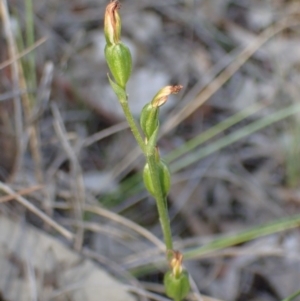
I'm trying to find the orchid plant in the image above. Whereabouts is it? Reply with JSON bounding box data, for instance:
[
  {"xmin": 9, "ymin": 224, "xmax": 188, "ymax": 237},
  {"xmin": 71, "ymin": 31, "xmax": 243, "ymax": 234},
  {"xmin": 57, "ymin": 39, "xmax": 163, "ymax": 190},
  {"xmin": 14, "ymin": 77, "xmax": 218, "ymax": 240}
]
[{"xmin": 104, "ymin": 1, "xmax": 190, "ymax": 300}]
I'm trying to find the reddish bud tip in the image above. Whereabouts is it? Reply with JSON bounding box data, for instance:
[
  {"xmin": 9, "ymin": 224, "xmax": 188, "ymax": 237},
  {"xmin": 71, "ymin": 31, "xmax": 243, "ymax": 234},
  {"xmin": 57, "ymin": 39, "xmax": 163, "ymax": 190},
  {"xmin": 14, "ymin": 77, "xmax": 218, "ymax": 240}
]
[
  {"xmin": 152, "ymin": 85, "xmax": 183, "ymax": 107},
  {"xmin": 169, "ymin": 250, "xmax": 183, "ymax": 278},
  {"xmin": 104, "ymin": 0, "xmax": 121, "ymax": 45}
]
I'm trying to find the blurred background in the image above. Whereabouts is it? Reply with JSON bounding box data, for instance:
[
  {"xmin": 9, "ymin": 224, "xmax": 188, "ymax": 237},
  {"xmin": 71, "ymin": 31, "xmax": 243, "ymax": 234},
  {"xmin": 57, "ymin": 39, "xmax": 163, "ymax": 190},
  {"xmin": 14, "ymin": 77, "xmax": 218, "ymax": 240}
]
[{"xmin": 1, "ymin": 0, "xmax": 300, "ymax": 300}]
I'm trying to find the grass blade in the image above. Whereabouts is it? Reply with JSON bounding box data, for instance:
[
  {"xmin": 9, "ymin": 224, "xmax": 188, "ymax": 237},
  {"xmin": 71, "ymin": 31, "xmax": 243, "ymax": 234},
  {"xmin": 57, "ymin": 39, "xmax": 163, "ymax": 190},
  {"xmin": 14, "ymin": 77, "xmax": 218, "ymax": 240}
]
[{"xmin": 170, "ymin": 103, "xmax": 300, "ymax": 173}]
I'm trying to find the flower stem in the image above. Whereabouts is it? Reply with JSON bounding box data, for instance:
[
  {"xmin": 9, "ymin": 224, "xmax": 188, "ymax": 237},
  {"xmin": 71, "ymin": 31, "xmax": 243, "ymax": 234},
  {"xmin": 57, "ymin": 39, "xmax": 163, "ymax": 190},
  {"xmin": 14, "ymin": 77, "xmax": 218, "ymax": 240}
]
[
  {"xmin": 119, "ymin": 96, "xmax": 173, "ymax": 253},
  {"xmin": 147, "ymin": 152, "xmax": 173, "ymax": 251},
  {"xmin": 119, "ymin": 97, "xmax": 146, "ymax": 154}
]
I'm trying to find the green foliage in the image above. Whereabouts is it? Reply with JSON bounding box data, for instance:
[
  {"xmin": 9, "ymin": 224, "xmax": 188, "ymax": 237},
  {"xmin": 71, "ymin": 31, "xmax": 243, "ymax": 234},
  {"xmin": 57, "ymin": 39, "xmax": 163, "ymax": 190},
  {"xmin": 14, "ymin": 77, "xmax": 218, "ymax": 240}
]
[{"xmin": 284, "ymin": 120, "xmax": 300, "ymax": 188}]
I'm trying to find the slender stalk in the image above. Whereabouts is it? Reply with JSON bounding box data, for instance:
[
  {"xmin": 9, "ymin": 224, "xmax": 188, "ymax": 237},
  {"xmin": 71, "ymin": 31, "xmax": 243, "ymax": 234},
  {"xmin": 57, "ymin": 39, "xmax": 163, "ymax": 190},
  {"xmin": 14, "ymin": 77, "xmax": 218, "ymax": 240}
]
[
  {"xmin": 119, "ymin": 98, "xmax": 147, "ymax": 155},
  {"xmin": 147, "ymin": 153, "xmax": 173, "ymax": 251},
  {"xmin": 119, "ymin": 97, "xmax": 173, "ymax": 252}
]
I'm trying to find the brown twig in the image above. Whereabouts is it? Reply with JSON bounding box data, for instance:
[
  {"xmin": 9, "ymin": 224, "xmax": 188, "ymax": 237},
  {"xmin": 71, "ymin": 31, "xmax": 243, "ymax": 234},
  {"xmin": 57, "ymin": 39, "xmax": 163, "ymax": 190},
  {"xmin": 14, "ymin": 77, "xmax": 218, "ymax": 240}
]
[
  {"xmin": 33, "ymin": 62, "xmax": 54, "ymax": 220},
  {"xmin": 161, "ymin": 17, "xmax": 300, "ymax": 135},
  {"xmin": 0, "ymin": 181, "xmax": 74, "ymax": 241},
  {"xmin": 0, "ymin": 185, "xmax": 43, "ymax": 203},
  {"xmin": 0, "ymin": 37, "xmax": 47, "ymax": 71},
  {"xmin": 52, "ymin": 202, "xmax": 165, "ymax": 251},
  {"xmin": 0, "ymin": 0, "xmax": 24, "ymax": 181},
  {"xmin": 51, "ymin": 103, "xmax": 85, "ymax": 251}
]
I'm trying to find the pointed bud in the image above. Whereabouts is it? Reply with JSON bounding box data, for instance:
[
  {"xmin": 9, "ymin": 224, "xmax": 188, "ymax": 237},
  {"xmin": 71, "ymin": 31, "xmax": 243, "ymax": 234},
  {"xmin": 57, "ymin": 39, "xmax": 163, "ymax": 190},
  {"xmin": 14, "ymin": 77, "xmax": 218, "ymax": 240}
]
[
  {"xmin": 140, "ymin": 85, "xmax": 183, "ymax": 139},
  {"xmin": 140, "ymin": 103, "xmax": 159, "ymax": 140},
  {"xmin": 105, "ymin": 43, "xmax": 132, "ymax": 89},
  {"xmin": 151, "ymin": 85, "xmax": 183, "ymax": 107},
  {"xmin": 169, "ymin": 251, "xmax": 183, "ymax": 278},
  {"xmin": 104, "ymin": 1, "xmax": 121, "ymax": 45},
  {"xmin": 104, "ymin": 1, "xmax": 132, "ymax": 88}
]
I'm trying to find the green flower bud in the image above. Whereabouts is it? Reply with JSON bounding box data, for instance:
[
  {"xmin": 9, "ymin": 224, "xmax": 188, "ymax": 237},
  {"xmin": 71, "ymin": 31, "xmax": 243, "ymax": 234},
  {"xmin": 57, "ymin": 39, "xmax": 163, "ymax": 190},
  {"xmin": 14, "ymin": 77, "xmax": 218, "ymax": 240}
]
[
  {"xmin": 104, "ymin": 1, "xmax": 132, "ymax": 89},
  {"xmin": 140, "ymin": 85, "xmax": 183, "ymax": 140},
  {"xmin": 164, "ymin": 270, "xmax": 190, "ymax": 301},
  {"xmin": 105, "ymin": 42, "xmax": 132, "ymax": 89},
  {"xmin": 143, "ymin": 160, "xmax": 171, "ymax": 198},
  {"xmin": 164, "ymin": 251, "xmax": 190, "ymax": 301},
  {"xmin": 140, "ymin": 103, "xmax": 159, "ymax": 140}
]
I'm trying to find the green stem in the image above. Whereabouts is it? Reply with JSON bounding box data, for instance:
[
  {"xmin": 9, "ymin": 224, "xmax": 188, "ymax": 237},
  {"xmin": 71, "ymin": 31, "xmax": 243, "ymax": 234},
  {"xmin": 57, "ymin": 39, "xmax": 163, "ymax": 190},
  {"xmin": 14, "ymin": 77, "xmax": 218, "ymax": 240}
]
[
  {"xmin": 282, "ymin": 289, "xmax": 300, "ymax": 301},
  {"xmin": 119, "ymin": 98, "xmax": 147, "ymax": 154},
  {"xmin": 119, "ymin": 96, "xmax": 173, "ymax": 253},
  {"xmin": 147, "ymin": 150, "xmax": 173, "ymax": 252}
]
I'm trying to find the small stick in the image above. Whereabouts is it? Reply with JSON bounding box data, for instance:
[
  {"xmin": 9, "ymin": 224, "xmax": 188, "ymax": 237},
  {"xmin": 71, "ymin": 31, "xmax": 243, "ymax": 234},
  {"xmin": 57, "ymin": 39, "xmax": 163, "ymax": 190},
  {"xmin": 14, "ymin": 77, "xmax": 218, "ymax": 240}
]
[
  {"xmin": 0, "ymin": 185, "xmax": 42, "ymax": 203},
  {"xmin": 0, "ymin": 181, "xmax": 74, "ymax": 241},
  {"xmin": 0, "ymin": 37, "xmax": 47, "ymax": 71},
  {"xmin": 51, "ymin": 103, "xmax": 85, "ymax": 251},
  {"xmin": 0, "ymin": 0, "xmax": 24, "ymax": 181}
]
